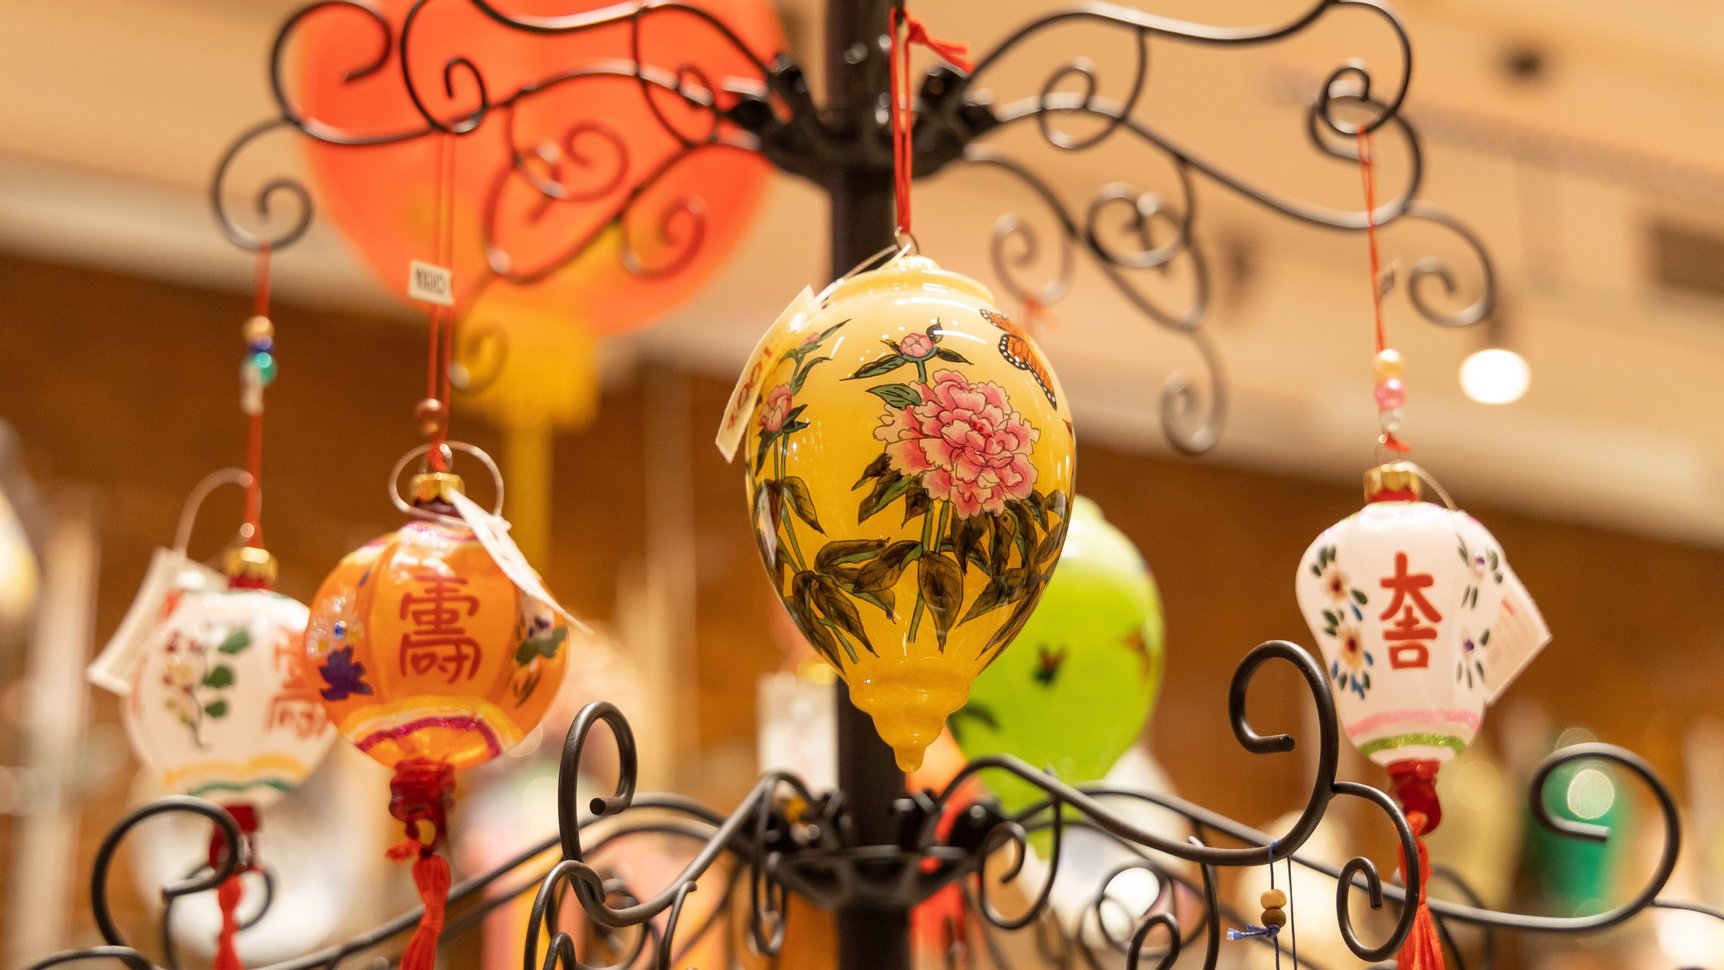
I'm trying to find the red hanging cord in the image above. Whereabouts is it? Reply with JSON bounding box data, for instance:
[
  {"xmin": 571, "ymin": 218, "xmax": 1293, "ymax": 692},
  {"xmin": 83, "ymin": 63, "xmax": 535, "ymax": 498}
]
[
  {"xmin": 1357, "ymin": 130, "xmax": 1386, "ymax": 355},
  {"xmin": 424, "ymin": 134, "xmax": 456, "ymax": 472},
  {"xmin": 1358, "ymin": 129, "xmax": 1411, "ymax": 454},
  {"xmin": 888, "ymin": 6, "xmax": 973, "ymax": 238},
  {"xmin": 243, "ymin": 244, "xmax": 270, "ymax": 548}
]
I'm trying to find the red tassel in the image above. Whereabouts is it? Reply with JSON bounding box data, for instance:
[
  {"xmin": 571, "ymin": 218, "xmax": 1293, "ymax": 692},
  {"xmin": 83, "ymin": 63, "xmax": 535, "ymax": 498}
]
[
  {"xmin": 212, "ymin": 875, "xmax": 245, "ymax": 970},
  {"xmin": 387, "ymin": 760, "xmax": 455, "ymax": 970},
  {"xmin": 1395, "ymin": 813, "xmax": 1445, "ymax": 970},
  {"xmin": 391, "ymin": 848, "xmax": 451, "ymax": 970},
  {"xmin": 208, "ymin": 804, "xmax": 258, "ymax": 970}
]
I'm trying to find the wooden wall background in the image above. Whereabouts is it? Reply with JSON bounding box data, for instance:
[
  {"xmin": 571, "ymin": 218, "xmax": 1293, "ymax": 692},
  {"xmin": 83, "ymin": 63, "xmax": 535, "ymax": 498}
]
[{"xmin": 1, "ymin": 250, "xmax": 1719, "ymax": 963}]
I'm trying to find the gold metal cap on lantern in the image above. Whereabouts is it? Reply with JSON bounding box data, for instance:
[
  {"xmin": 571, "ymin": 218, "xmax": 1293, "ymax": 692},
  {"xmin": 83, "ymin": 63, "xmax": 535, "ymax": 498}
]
[
  {"xmin": 224, "ymin": 545, "xmax": 279, "ymax": 587},
  {"xmin": 410, "ymin": 471, "xmax": 466, "ymax": 507},
  {"xmin": 1364, "ymin": 462, "xmax": 1423, "ymax": 502}
]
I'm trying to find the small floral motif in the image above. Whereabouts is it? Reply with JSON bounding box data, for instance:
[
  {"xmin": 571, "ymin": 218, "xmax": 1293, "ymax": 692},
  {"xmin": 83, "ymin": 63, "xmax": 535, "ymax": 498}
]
[
  {"xmin": 317, "ymin": 646, "xmax": 375, "ymax": 702},
  {"xmin": 160, "ymin": 627, "xmax": 250, "ymax": 746},
  {"xmin": 1310, "ymin": 545, "xmax": 1373, "ymax": 698},
  {"xmin": 1456, "ymin": 537, "xmax": 1504, "ymax": 608},
  {"xmin": 759, "ymin": 384, "xmax": 794, "ymax": 434},
  {"xmin": 511, "ymin": 610, "xmax": 567, "ymax": 705},
  {"xmin": 1455, "ymin": 627, "xmax": 1489, "ymax": 688},
  {"xmin": 872, "ymin": 370, "xmax": 1040, "ymax": 519},
  {"xmin": 1328, "ymin": 623, "xmax": 1374, "ymax": 698},
  {"xmin": 897, "ymin": 331, "xmax": 936, "ymax": 360}
]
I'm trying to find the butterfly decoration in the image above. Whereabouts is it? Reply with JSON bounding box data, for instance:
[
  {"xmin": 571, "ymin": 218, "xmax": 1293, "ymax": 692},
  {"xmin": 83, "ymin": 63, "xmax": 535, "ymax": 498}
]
[{"xmin": 979, "ymin": 309, "xmax": 1058, "ymax": 407}]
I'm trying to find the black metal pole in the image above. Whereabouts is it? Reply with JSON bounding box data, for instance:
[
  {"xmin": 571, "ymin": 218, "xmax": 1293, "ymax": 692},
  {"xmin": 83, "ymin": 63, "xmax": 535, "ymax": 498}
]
[{"xmin": 826, "ymin": 3, "xmax": 911, "ymax": 969}]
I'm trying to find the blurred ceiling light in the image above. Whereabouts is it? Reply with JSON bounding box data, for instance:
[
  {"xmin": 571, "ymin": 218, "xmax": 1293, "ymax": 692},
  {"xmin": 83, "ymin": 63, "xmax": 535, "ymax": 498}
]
[{"xmin": 1460, "ymin": 317, "xmax": 1531, "ymax": 405}]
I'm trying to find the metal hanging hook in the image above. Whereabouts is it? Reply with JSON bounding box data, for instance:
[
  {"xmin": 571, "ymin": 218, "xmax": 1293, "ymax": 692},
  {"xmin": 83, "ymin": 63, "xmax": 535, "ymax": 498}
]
[{"xmin": 174, "ymin": 468, "xmax": 254, "ymax": 558}]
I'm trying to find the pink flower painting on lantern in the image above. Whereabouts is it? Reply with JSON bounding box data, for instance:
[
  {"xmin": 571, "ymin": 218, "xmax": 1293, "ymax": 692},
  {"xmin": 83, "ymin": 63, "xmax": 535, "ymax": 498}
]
[
  {"xmin": 897, "ymin": 331, "xmax": 936, "ymax": 360},
  {"xmin": 746, "ymin": 310, "xmax": 1071, "ymax": 660},
  {"xmin": 873, "ymin": 371, "xmax": 1040, "ymax": 518},
  {"xmin": 759, "ymin": 384, "xmax": 794, "ymax": 434}
]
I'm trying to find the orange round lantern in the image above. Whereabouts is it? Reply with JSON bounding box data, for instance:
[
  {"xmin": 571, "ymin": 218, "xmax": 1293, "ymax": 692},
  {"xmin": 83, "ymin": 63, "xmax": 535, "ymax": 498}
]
[
  {"xmin": 293, "ymin": 0, "xmax": 783, "ymax": 328},
  {"xmin": 303, "ymin": 464, "xmax": 572, "ymax": 970}
]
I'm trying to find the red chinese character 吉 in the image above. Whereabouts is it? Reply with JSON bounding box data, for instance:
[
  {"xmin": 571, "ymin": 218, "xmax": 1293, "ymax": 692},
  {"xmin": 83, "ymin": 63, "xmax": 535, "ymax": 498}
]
[
  {"xmin": 1379, "ymin": 552, "xmax": 1440, "ymax": 670},
  {"xmin": 398, "ymin": 573, "xmax": 483, "ymax": 683}
]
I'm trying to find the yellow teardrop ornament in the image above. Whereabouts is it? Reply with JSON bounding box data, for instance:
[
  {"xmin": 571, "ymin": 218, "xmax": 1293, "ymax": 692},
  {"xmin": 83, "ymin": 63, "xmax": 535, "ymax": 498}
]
[{"xmin": 743, "ymin": 255, "xmax": 1077, "ymax": 771}]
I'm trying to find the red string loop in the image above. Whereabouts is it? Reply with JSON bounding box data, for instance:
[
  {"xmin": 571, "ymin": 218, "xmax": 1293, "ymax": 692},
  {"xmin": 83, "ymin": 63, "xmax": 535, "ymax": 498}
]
[{"xmin": 888, "ymin": 7, "xmax": 973, "ymax": 237}]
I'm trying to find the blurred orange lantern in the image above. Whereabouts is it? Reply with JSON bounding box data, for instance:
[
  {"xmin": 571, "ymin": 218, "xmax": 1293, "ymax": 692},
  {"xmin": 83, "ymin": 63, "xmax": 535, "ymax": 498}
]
[{"xmin": 294, "ymin": 0, "xmax": 782, "ymax": 327}]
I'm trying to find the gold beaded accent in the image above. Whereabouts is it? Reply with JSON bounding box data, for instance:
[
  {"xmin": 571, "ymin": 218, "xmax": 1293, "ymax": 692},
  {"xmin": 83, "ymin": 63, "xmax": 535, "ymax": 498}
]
[
  {"xmin": 411, "ymin": 471, "xmax": 465, "ymax": 507},
  {"xmin": 224, "ymin": 546, "xmax": 278, "ymax": 586},
  {"xmin": 1364, "ymin": 461, "xmax": 1422, "ymax": 501}
]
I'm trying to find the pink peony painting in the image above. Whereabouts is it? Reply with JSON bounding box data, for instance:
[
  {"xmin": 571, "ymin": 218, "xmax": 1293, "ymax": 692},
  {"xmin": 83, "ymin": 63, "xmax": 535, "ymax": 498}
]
[{"xmin": 873, "ymin": 370, "xmax": 1040, "ymax": 518}]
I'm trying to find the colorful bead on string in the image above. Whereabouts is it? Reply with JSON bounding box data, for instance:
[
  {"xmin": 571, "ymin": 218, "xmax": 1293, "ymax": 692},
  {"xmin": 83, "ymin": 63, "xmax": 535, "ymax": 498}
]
[
  {"xmin": 1358, "ymin": 131, "xmax": 1411, "ymax": 454},
  {"xmin": 1227, "ymin": 843, "xmax": 1300, "ymax": 968}
]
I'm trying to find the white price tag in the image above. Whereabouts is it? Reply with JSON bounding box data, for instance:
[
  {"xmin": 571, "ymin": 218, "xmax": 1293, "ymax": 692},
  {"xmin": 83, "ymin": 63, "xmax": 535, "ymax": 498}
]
[
  {"xmin": 1483, "ymin": 566, "xmax": 1550, "ymax": 704},
  {"xmin": 407, "ymin": 260, "xmax": 455, "ymax": 307},
  {"xmin": 86, "ymin": 548, "xmax": 222, "ymax": 695},
  {"xmin": 446, "ymin": 489, "xmax": 591, "ymax": 634},
  {"xmin": 715, "ymin": 286, "xmax": 816, "ymax": 462}
]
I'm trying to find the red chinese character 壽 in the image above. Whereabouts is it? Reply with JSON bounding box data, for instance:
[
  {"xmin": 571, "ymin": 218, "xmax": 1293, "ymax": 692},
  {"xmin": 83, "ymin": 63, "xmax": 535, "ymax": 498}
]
[{"xmin": 398, "ymin": 573, "xmax": 483, "ymax": 682}]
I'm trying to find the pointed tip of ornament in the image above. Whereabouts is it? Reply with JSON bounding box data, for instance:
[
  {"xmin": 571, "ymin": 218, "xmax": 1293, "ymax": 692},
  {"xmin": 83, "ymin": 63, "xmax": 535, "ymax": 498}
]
[{"xmin": 894, "ymin": 747, "xmax": 926, "ymax": 773}]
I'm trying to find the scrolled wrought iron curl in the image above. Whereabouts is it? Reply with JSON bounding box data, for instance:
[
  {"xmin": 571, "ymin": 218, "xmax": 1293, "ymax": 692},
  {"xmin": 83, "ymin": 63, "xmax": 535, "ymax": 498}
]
[
  {"xmin": 962, "ymin": 147, "xmax": 1224, "ymax": 454},
  {"xmin": 958, "ymin": 0, "xmax": 1412, "ymax": 139},
  {"xmin": 527, "ymin": 700, "xmax": 816, "ymax": 970},
  {"xmin": 916, "ymin": 641, "xmax": 1421, "ymax": 964},
  {"xmin": 1424, "ymin": 743, "xmax": 1686, "ymax": 934},
  {"xmin": 18, "ymin": 797, "xmax": 249, "ymax": 970},
  {"xmin": 923, "ymin": 642, "xmax": 1350, "ymax": 869},
  {"xmin": 209, "ymin": 121, "xmax": 318, "ymax": 253},
  {"xmin": 968, "ymin": 793, "xmax": 1067, "ymax": 933},
  {"xmin": 400, "ymin": 0, "xmax": 493, "ymax": 134}
]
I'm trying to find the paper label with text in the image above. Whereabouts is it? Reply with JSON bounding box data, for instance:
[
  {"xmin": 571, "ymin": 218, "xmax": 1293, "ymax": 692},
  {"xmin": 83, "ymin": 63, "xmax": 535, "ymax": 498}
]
[
  {"xmin": 407, "ymin": 260, "xmax": 455, "ymax": 306},
  {"xmin": 86, "ymin": 548, "xmax": 222, "ymax": 695},
  {"xmin": 447, "ymin": 489, "xmax": 591, "ymax": 634},
  {"xmin": 1483, "ymin": 566, "xmax": 1551, "ymax": 704}
]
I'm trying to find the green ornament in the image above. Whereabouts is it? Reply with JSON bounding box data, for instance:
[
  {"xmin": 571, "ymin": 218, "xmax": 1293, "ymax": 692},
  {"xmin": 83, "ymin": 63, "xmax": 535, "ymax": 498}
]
[{"xmin": 950, "ymin": 496, "xmax": 1165, "ymax": 820}]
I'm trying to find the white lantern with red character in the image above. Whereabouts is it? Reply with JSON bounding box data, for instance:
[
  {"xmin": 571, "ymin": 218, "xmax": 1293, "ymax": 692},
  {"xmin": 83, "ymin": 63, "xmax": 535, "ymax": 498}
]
[{"xmin": 1295, "ymin": 463, "xmax": 1548, "ymax": 829}]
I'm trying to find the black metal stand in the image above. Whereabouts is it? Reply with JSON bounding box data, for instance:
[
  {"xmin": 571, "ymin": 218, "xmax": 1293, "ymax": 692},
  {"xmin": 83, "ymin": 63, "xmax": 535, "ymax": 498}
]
[
  {"xmin": 825, "ymin": 5, "xmax": 912, "ymax": 963},
  {"xmin": 25, "ymin": 644, "xmax": 1724, "ymax": 970}
]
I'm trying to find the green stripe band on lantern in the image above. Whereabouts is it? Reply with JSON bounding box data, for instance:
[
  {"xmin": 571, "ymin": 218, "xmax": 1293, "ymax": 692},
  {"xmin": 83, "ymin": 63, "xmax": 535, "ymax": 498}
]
[
  {"xmin": 187, "ymin": 778, "xmax": 297, "ymax": 798},
  {"xmin": 1357, "ymin": 733, "xmax": 1467, "ymax": 758}
]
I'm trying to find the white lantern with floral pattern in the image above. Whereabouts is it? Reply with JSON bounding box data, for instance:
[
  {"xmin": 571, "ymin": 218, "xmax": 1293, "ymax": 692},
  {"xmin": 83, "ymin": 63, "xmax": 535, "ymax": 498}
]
[{"xmin": 1295, "ymin": 463, "xmax": 1548, "ymax": 827}]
